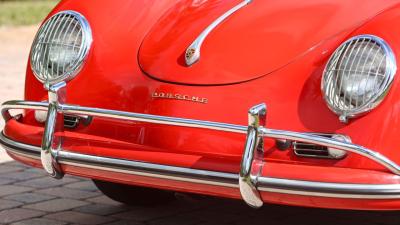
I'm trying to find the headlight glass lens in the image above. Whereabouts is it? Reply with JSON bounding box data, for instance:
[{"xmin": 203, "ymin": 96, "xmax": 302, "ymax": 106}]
[
  {"xmin": 322, "ymin": 35, "xmax": 396, "ymax": 122},
  {"xmin": 30, "ymin": 11, "xmax": 92, "ymax": 84}
]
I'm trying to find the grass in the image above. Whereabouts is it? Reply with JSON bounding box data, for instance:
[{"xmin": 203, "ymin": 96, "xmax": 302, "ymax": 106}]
[{"xmin": 0, "ymin": 0, "xmax": 59, "ymax": 26}]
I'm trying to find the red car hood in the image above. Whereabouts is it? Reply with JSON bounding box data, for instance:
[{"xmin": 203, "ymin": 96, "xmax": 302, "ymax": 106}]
[{"xmin": 139, "ymin": 0, "xmax": 397, "ymax": 85}]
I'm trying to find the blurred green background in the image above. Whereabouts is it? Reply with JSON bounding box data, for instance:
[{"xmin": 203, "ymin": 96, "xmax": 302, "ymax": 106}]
[{"xmin": 0, "ymin": 0, "xmax": 58, "ymax": 26}]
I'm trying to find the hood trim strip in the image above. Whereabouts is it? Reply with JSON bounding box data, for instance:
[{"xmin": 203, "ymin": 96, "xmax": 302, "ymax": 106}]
[{"xmin": 185, "ymin": 0, "xmax": 252, "ymax": 66}]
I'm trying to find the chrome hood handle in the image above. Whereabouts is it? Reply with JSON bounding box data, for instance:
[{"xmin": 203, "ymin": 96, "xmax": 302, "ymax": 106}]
[{"xmin": 185, "ymin": 0, "xmax": 252, "ymax": 66}]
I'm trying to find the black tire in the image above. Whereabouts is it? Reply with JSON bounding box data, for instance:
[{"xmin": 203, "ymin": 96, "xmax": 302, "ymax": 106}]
[{"xmin": 93, "ymin": 180, "xmax": 176, "ymax": 206}]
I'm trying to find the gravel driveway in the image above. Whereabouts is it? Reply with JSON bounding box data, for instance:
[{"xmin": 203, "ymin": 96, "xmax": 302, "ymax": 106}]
[{"xmin": 0, "ymin": 25, "xmax": 400, "ymax": 225}]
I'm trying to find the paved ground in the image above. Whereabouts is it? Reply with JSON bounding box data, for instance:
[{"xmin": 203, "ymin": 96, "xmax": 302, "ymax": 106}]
[
  {"xmin": 1, "ymin": 25, "xmax": 400, "ymax": 225},
  {"xmin": 0, "ymin": 25, "xmax": 36, "ymax": 163},
  {"xmin": 0, "ymin": 162, "xmax": 400, "ymax": 225}
]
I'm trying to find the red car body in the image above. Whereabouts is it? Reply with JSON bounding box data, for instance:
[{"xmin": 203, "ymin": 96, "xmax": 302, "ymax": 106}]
[{"xmin": 2, "ymin": 0, "xmax": 400, "ymax": 210}]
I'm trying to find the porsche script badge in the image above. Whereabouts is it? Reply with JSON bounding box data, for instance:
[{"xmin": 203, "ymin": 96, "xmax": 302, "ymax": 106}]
[{"xmin": 152, "ymin": 92, "xmax": 208, "ymax": 104}]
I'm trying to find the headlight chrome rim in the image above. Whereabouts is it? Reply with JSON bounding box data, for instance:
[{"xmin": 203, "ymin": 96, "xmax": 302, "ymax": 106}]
[
  {"xmin": 321, "ymin": 34, "xmax": 397, "ymax": 122},
  {"xmin": 30, "ymin": 10, "xmax": 92, "ymax": 85}
]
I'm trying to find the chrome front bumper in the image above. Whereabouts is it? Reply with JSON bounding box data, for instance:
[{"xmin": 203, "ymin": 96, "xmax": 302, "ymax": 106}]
[{"xmin": 2, "ymin": 83, "xmax": 400, "ymax": 208}]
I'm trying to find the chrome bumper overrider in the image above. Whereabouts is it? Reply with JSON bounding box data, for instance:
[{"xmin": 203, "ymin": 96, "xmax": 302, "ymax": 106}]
[{"xmin": 2, "ymin": 82, "xmax": 400, "ymax": 208}]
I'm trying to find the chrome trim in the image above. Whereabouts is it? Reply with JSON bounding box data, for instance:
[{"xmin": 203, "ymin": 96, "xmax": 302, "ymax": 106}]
[
  {"xmin": 41, "ymin": 100, "xmax": 61, "ymax": 177},
  {"xmin": 321, "ymin": 35, "xmax": 397, "ymax": 122},
  {"xmin": 185, "ymin": 0, "xmax": 251, "ymax": 66},
  {"xmin": 4, "ymin": 100, "xmax": 400, "ymax": 207},
  {"xmin": 60, "ymin": 104, "xmax": 248, "ymax": 134},
  {"xmin": 40, "ymin": 82, "xmax": 65, "ymax": 178},
  {"xmin": 0, "ymin": 132, "xmax": 238, "ymax": 188},
  {"xmin": 3, "ymin": 132, "xmax": 400, "ymax": 200},
  {"xmin": 239, "ymin": 103, "xmax": 265, "ymax": 208},
  {"xmin": 30, "ymin": 10, "xmax": 92, "ymax": 85},
  {"xmin": 257, "ymin": 177, "xmax": 400, "ymax": 199},
  {"xmin": 1, "ymin": 100, "xmax": 247, "ymax": 134},
  {"xmin": 1, "ymin": 101, "xmax": 48, "ymax": 122},
  {"xmin": 0, "ymin": 132, "xmax": 42, "ymax": 159},
  {"xmin": 2, "ymin": 100, "xmax": 400, "ymax": 176},
  {"xmin": 261, "ymin": 128, "xmax": 400, "ymax": 176},
  {"xmin": 58, "ymin": 150, "xmax": 238, "ymax": 188}
]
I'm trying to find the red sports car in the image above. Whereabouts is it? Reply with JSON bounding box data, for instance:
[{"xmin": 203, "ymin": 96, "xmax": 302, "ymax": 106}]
[{"xmin": 2, "ymin": 0, "xmax": 400, "ymax": 210}]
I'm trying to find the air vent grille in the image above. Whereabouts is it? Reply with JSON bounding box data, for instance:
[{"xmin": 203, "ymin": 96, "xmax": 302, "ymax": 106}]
[
  {"xmin": 293, "ymin": 134, "xmax": 348, "ymax": 159},
  {"xmin": 64, "ymin": 115, "xmax": 80, "ymax": 128}
]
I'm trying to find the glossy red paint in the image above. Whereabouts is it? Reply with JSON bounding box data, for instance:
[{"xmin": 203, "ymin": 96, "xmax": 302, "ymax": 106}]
[
  {"xmin": 4, "ymin": 0, "xmax": 400, "ymax": 210},
  {"xmin": 139, "ymin": 0, "xmax": 399, "ymax": 85}
]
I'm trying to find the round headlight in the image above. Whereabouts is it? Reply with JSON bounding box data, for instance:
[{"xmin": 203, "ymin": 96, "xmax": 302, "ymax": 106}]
[
  {"xmin": 322, "ymin": 35, "xmax": 397, "ymax": 122},
  {"xmin": 30, "ymin": 11, "xmax": 92, "ymax": 84}
]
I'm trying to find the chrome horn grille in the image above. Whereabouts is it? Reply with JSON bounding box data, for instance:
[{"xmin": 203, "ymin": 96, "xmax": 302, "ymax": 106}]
[
  {"xmin": 30, "ymin": 11, "xmax": 92, "ymax": 84},
  {"xmin": 322, "ymin": 35, "xmax": 396, "ymax": 122}
]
